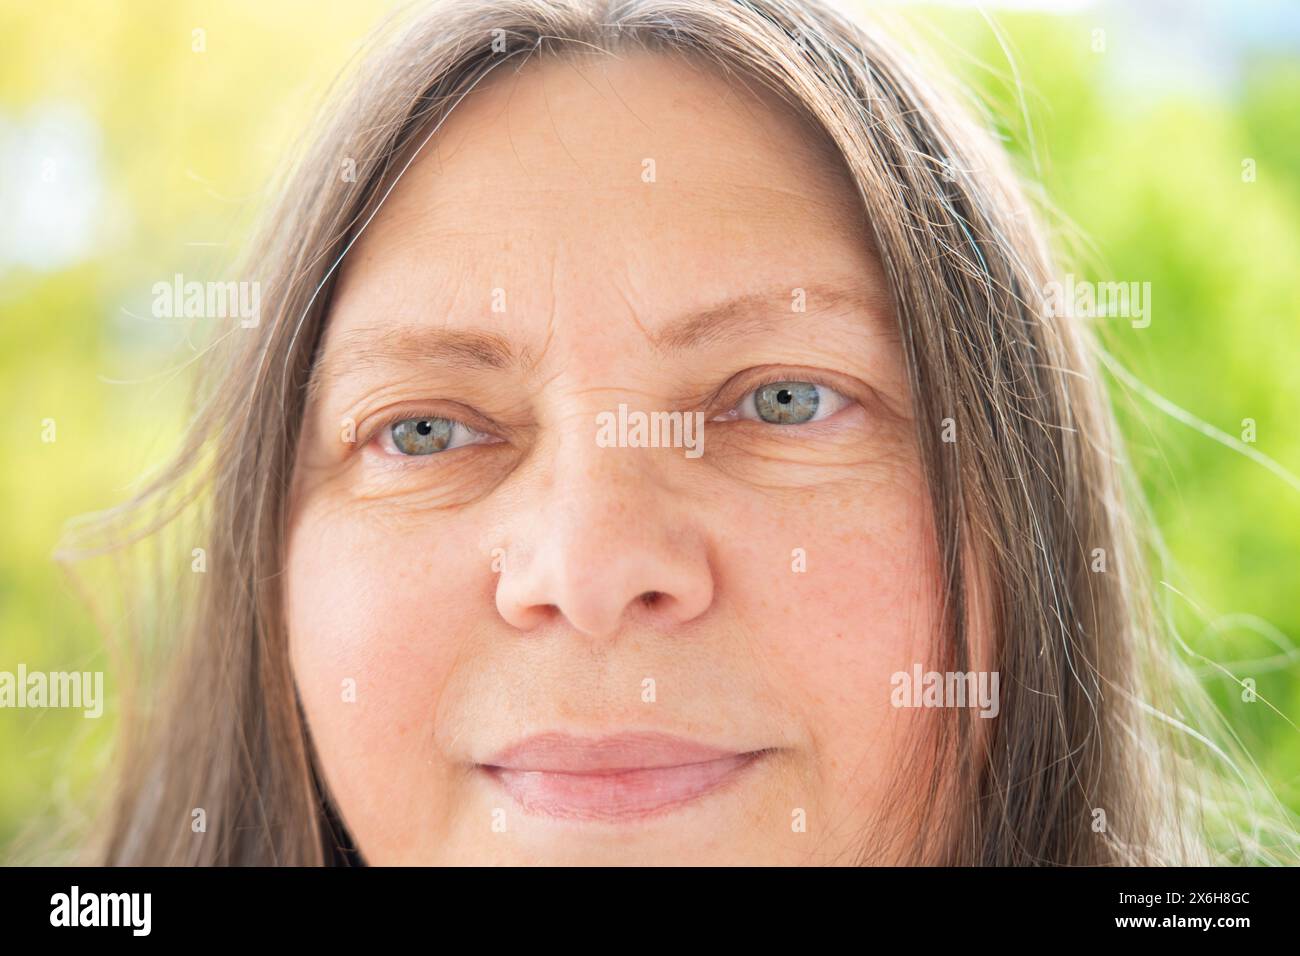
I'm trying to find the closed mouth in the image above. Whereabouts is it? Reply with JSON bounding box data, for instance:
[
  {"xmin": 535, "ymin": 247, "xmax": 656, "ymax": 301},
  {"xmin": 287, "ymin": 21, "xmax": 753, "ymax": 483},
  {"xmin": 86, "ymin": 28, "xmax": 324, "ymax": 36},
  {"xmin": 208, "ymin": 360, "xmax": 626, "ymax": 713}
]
[{"xmin": 478, "ymin": 732, "xmax": 769, "ymax": 823}]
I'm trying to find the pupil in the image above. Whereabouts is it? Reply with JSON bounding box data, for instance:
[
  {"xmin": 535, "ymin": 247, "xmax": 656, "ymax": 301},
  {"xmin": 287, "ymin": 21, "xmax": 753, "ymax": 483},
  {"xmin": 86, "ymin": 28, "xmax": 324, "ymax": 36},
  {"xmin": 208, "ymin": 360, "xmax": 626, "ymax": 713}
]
[
  {"xmin": 777, "ymin": 389, "xmax": 792, "ymax": 404},
  {"xmin": 416, "ymin": 420, "xmax": 432, "ymax": 435}
]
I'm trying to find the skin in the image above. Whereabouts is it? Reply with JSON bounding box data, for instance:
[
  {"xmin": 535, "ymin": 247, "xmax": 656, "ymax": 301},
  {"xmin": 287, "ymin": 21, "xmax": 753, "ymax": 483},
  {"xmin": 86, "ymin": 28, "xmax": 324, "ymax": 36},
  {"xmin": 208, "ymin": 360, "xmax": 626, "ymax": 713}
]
[{"xmin": 286, "ymin": 52, "xmax": 945, "ymax": 865}]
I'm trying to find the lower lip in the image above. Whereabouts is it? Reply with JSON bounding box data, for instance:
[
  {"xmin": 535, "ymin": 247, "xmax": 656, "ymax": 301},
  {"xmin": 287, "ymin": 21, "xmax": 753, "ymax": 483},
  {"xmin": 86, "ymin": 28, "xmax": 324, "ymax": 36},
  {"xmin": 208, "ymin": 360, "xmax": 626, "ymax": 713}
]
[{"xmin": 483, "ymin": 752, "xmax": 763, "ymax": 823}]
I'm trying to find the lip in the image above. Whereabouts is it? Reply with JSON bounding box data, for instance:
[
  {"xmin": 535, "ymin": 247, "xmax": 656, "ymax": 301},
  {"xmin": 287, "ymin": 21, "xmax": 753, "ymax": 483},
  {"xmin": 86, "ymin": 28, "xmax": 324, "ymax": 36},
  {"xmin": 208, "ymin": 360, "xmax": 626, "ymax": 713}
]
[{"xmin": 479, "ymin": 732, "xmax": 766, "ymax": 822}]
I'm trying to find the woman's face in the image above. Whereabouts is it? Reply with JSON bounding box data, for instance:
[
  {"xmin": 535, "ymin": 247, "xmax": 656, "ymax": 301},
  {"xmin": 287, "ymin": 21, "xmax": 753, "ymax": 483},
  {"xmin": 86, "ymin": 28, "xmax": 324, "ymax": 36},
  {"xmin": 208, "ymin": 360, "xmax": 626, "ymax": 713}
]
[{"xmin": 286, "ymin": 53, "xmax": 942, "ymax": 865}]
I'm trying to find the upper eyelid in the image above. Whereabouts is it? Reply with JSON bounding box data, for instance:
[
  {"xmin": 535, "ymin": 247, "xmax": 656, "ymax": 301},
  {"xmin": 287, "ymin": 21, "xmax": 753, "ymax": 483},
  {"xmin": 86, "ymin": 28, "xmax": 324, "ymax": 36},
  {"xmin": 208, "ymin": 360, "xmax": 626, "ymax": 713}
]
[
  {"xmin": 713, "ymin": 366, "xmax": 862, "ymax": 412},
  {"xmin": 358, "ymin": 405, "xmax": 494, "ymax": 449}
]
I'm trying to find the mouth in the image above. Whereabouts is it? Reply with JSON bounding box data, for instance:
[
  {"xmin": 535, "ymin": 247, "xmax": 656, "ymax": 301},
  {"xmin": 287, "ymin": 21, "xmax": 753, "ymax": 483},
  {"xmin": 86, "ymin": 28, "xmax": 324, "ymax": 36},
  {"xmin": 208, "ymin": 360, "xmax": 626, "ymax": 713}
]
[{"xmin": 478, "ymin": 732, "xmax": 769, "ymax": 823}]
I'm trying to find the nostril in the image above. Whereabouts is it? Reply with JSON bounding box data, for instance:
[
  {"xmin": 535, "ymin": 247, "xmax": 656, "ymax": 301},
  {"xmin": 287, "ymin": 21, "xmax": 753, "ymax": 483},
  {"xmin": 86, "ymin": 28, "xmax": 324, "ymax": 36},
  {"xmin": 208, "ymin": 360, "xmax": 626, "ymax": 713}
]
[{"xmin": 639, "ymin": 591, "xmax": 663, "ymax": 608}]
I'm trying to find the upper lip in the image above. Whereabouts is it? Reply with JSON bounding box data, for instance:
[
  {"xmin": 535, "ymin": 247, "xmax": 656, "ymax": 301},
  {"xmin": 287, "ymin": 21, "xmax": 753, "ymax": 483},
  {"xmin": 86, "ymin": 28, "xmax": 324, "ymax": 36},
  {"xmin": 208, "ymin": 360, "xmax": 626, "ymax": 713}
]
[{"xmin": 481, "ymin": 732, "xmax": 750, "ymax": 774}]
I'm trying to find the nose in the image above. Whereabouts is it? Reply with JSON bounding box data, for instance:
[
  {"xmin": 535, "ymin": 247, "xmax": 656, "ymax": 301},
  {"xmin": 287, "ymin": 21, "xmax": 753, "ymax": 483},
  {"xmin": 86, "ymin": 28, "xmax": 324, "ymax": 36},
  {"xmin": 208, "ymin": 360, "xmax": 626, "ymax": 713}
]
[{"xmin": 494, "ymin": 429, "xmax": 714, "ymax": 641}]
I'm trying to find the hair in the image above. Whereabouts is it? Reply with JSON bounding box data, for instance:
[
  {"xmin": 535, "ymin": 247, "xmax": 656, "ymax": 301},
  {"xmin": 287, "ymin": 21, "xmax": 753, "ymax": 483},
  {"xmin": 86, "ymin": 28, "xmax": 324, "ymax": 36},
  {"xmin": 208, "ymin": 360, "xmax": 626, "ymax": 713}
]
[{"xmin": 55, "ymin": 0, "xmax": 1295, "ymax": 865}]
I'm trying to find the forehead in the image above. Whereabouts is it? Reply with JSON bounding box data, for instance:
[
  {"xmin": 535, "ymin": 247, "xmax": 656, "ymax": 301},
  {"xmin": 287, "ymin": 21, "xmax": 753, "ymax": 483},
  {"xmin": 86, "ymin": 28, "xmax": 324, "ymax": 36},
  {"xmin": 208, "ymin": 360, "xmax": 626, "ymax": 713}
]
[{"xmin": 325, "ymin": 51, "xmax": 880, "ymax": 354}]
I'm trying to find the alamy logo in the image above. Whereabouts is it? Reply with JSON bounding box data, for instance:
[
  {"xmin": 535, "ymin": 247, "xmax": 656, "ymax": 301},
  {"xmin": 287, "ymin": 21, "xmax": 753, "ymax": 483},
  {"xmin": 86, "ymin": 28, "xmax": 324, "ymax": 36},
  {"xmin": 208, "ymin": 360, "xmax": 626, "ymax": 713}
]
[
  {"xmin": 50, "ymin": 886, "xmax": 151, "ymax": 936},
  {"xmin": 595, "ymin": 404, "xmax": 705, "ymax": 459},
  {"xmin": 890, "ymin": 664, "xmax": 1000, "ymax": 718},
  {"xmin": 1042, "ymin": 273, "xmax": 1151, "ymax": 328},
  {"xmin": 0, "ymin": 665, "xmax": 103, "ymax": 718},
  {"xmin": 151, "ymin": 273, "xmax": 261, "ymax": 327}
]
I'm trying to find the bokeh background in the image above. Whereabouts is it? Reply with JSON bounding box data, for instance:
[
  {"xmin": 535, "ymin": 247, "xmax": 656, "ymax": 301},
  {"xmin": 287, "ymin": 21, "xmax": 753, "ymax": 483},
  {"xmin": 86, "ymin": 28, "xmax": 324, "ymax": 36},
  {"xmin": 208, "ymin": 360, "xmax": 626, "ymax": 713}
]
[{"xmin": 2, "ymin": 0, "xmax": 1298, "ymax": 857}]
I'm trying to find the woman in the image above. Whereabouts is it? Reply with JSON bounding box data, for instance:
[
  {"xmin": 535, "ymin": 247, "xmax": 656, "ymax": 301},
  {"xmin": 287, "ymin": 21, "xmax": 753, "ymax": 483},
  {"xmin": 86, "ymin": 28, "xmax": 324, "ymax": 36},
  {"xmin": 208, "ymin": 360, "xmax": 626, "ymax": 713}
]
[{"xmin": 78, "ymin": 0, "xmax": 1292, "ymax": 865}]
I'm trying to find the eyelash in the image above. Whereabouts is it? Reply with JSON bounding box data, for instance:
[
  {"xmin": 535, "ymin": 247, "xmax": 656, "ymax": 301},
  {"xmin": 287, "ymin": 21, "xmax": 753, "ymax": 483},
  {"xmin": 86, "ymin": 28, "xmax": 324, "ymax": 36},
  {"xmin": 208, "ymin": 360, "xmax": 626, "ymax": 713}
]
[
  {"xmin": 361, "ymin": 370, "xmax": 859, "ymax": 460},
  {"xmin": 362, "ymin": 406, "xmax": 500, "ymax": 460},
  {"xmin": 714, "ymin": 373, "xmax": 855, "ymax": 425}
]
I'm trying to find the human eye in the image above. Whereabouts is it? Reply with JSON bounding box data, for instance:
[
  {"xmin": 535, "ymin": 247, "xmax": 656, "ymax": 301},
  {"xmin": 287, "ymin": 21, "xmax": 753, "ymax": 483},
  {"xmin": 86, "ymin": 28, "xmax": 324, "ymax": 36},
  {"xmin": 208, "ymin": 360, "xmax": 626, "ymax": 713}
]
[
  {"xmin": 376, "ymin": 414, "xmax": 499, "ymax": 457},
  {"xmin": 714, "ymin": 379, "xmax": 854, "ymax": 425}
]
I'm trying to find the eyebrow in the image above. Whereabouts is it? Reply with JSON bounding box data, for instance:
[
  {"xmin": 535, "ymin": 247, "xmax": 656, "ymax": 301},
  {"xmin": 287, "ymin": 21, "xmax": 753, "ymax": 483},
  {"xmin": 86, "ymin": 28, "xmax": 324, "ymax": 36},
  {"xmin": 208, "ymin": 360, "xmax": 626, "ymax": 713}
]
[
  {"xmin": 311, "ymin": 281, "xmax": 890, "ymax": 394},
  {"xmin": 310, "ymin": 326, "xmax": 516, "ymax": 399},
  {"xmin": 649, "ymin": 282, "xmax": 890, "ymax": 354}
]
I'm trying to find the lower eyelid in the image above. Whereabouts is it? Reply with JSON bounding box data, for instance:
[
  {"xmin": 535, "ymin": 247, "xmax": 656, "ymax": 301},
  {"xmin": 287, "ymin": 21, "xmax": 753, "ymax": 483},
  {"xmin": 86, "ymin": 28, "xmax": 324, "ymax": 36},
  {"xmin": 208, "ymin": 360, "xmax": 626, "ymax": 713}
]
[
  {"xmin": 789, "ymin": 400, "xmax": 865, "ymax": 431},
  {"xmin": 722, "ymin": 406, "xmax": 863, "ymax": 446}
]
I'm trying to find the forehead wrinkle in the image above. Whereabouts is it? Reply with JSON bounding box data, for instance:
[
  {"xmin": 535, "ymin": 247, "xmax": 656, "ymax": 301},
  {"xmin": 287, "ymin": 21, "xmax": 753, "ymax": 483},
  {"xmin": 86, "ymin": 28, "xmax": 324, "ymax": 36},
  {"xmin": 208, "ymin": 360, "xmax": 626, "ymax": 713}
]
[
  {"xmin": 707, "ymin": 182, "xmax": 864, "ymax": 243},
  {"xmin": 608, "ymin": 279, "xmax": 654, "ymax": 348}
]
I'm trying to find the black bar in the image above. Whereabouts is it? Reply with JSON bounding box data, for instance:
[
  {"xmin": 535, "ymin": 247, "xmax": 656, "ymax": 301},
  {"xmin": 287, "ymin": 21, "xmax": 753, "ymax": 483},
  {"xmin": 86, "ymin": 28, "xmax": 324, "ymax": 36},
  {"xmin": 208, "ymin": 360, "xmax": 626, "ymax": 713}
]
[{"xmin": 0, "ymin": 865, "xmax": 1286, "ymax": 942}]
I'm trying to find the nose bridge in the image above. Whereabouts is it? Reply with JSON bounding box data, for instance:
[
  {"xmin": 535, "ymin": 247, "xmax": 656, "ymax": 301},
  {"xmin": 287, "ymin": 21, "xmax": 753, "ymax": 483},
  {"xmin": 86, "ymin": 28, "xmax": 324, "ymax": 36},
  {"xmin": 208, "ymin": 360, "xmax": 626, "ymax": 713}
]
[
  {"xmin": 543, "ymin": 381, "xmax": 677, "ymax": 557},
  {"xmin": 494, "ymin": 401, "xmax": 713, "ymax": 639},
  {"xmin": 552, "ymin": 423, "xmax": 660, "ymax": 563}
]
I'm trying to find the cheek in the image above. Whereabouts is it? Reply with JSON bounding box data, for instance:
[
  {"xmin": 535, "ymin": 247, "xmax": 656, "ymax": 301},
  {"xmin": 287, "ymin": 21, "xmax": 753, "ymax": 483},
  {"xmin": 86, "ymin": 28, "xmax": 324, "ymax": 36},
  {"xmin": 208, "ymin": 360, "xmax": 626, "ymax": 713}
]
[
  {"xmin": 285, "ymin": 497, "xmax": 487, "ymax": 856},
  {"xmin": 716, "ymin": 471, "xmax": 941, "ymax": 839}
]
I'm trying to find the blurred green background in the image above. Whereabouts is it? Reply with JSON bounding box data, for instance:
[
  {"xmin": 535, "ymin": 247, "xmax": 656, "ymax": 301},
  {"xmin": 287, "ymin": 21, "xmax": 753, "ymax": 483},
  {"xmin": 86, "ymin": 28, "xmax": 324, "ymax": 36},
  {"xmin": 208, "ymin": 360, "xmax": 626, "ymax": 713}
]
[{"xmin": 1, "ymin": 0, "xmax": 1297, "ymax": 857}]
